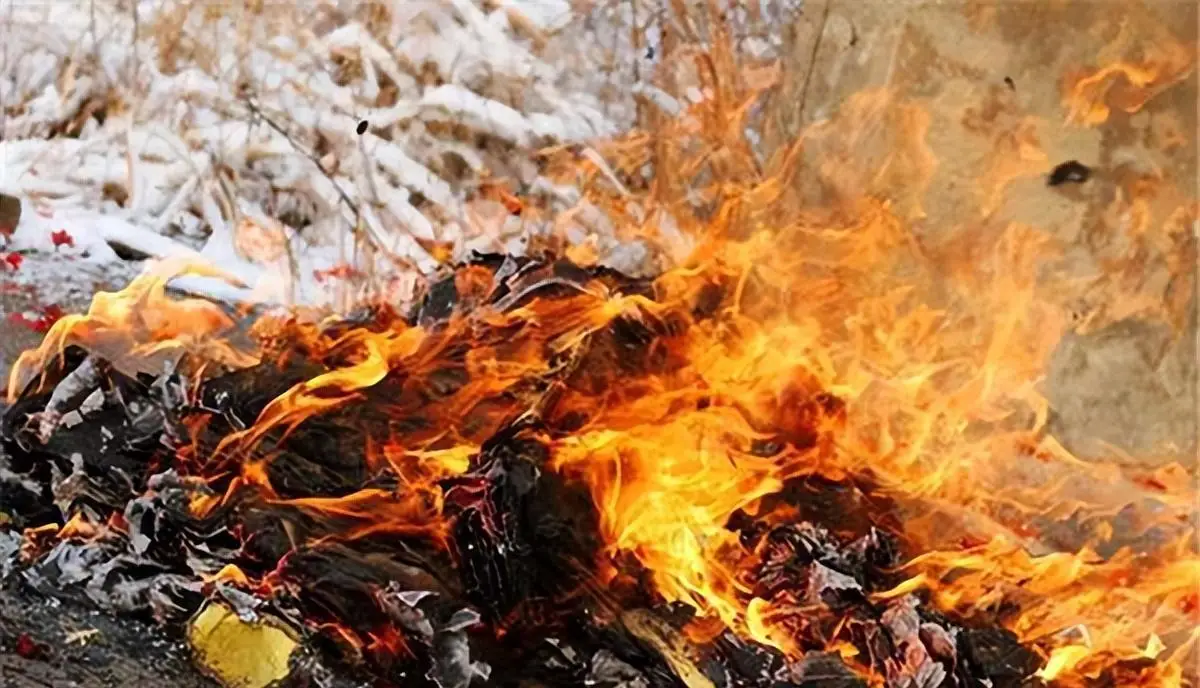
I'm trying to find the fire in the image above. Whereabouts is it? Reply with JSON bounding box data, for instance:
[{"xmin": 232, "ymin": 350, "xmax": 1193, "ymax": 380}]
[
  {"xmin": 881, "ymin": 534, "xmax": 1199, "ymax": 684},
  {"xmin": 5, "ymin": 9, "xmax": 1198, "ymax": 688},
  {"xmin": 6, "ymin": 257, "xmax": 257, "ymax": 402},
  {"xmin": 1063, "ymin": 22, "xmax": 1197, "ymax": 126}
]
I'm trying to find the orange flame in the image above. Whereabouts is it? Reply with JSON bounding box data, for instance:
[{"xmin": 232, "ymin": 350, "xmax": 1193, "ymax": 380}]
[{"xmin": 1063, "ymin": 23, "xmax": 1197, "ymax": 126}]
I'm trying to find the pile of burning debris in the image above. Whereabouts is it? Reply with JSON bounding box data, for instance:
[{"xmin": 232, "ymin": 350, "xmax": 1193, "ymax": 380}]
[{"xmin": 0, "ymin": 253, "xmax": 1164, "ymax": 687}]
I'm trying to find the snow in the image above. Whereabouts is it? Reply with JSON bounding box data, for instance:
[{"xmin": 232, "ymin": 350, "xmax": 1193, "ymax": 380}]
[
  {"xmin": 0, "ymin": 0, "xmax": 661, "ymax": 313},
  {"xmin": 4, "ymin": 207, "xmax": 209, "ymax": 274}
]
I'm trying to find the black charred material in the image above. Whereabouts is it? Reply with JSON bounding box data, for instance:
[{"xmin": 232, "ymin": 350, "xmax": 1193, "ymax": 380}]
[
  {"xmin": 188, "ymin": 356, "xmax": 390, "ymax": 500},
  {"xmin": 1047, "ymin": 160, "xmax": 1092, "ymax": 186},
  {"xmin": 412, "ymin": 252, "xmax": 655, "ymax": 328},
  {"xmin": 958, "ymin": 627, "xmax": 1042, "ymax": 687},
  {"xmin": 443, "ymin": 425, "xmax": 600, "ymax": 626},
  {"xmin": 723, "ymin": 513, "xmax": 1026, "ymax": 687},
  {"xmin": 1, "ymin": 346, "xmax": 171, "ymax": 531},
  {"xmin": 790, "ymin": 652, "xmax": 868, "ymax": 687},
  {"xmin": 744, "ymin": 474, "xmax": 904, "ymax": 551}
]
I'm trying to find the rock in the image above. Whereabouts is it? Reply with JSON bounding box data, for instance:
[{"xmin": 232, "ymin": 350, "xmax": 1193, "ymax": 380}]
[{"xmin": 1046, "ymin": 318, "xmax": 1196, "ymax": 466}]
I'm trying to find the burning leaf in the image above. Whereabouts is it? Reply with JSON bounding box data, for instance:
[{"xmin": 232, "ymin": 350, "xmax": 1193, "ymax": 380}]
[
  {"xmin": 187, "ymin": 601, "xmax": 300, "ymax": 688},
  {"xmin": 1036, "ymin": 644, "xmax": 1092, "ymax": 682}
]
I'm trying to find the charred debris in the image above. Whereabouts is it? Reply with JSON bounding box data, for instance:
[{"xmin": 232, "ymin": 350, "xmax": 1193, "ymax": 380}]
[{"xmin": 0, "ymin": 254, "xmax": 1043, "ymax": 687}]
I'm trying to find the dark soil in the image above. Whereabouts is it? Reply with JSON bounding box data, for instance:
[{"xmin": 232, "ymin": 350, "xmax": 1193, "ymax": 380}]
[{"xmin": 0, "ymin": 579, "xmax": 215, "ymax": 687}]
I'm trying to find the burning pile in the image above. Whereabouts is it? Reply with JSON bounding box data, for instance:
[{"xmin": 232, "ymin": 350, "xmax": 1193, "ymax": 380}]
[{"xmin": 0, "ymin": 243, "xmax": 1192, "ymax": 687}]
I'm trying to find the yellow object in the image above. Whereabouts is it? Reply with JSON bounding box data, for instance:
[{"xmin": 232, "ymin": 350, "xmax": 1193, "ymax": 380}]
[{"xmin": 187, "ymin": 601, "xmax": 299, "ymax": 688}]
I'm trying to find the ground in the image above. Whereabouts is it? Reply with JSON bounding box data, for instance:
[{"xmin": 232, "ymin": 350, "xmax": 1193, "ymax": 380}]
[{"xmin": 0, "ymin": 579, "xmax": 215, "ymax": 688}]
